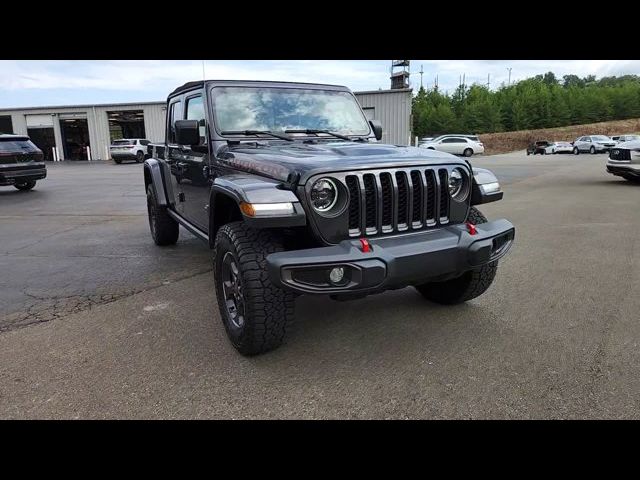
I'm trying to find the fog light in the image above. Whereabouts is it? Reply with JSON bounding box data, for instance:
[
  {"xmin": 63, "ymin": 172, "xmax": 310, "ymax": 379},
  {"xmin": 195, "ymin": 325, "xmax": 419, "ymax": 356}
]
[{"xmin": 329, "ymin": 267, "xmax": 345, "ymax": 284}]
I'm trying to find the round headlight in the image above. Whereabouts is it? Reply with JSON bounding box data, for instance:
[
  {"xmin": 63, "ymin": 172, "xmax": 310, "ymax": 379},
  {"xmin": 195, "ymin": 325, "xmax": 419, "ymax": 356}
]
[
  {"xmin": 310, "ymin": 178, "xmax": 338, "ymax": 212},
  {"xmin": 448, "ymin": 168, "xmax": 468, "ymax": 201}
]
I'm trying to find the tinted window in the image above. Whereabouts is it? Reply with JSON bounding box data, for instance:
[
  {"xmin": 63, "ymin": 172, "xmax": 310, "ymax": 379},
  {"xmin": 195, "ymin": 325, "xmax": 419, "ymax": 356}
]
[
  {"xmin": 186, "ymin": 95, "xmax": 206, "ymax": 144},
  {"xmin": 0, "ymin": 138, "xmax": 40, "ymax": 153},
  {"xmin": 442, "ymin": 138, "xmax": 466, "ymax": 143},
  {"xmin": 112, "ymin": 139, "xmax": 132, "ymax": 145},
  {"xmin": 168, "ymin": 101, "xmax": 182, "ymax": 144},
  {"xmin": 140, "ymin": 139, "xmax": 150, "ymax": 146}
]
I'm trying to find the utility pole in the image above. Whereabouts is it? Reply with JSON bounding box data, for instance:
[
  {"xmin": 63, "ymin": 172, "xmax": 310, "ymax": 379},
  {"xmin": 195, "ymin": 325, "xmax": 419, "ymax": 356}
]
[
  {"xmin": 419, "ymin": 64, "xmax": 424, "ymax": 89},
  {"xmin": 202, "ymin": 60, "xmax": 206, "ymax": 80},
  {"xmin": 507, "ymin": 67, "xmax": 512, "ymax": 86},
  {"xmin": 487, "ymin": 73, "xmax": 491, "ymax": 89}
]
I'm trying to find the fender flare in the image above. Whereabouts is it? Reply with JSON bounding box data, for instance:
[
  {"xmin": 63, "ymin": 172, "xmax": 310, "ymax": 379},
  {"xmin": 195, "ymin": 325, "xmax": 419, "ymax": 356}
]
[
  {"xmin": 208, "ymin": 174, "xmax": 306, "ymax": 244},
  {"xmin": 143, "ymin": 158, "xmax": 175, "ymax": 207},
  {"xmin": 470, "ymin": 167, "xmax": 503, "ymax": 205}
]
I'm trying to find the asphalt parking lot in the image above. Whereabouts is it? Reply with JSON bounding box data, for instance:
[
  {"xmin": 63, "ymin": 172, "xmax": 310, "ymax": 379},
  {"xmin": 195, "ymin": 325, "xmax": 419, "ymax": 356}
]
[{"xmin": 1, "ymin": 151, "xmax": 639, "ymax": 419}]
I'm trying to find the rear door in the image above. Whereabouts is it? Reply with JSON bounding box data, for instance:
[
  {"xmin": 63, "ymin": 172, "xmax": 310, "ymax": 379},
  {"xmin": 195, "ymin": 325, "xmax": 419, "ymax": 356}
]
[{"xmin": 438, "ymin": 137, "xmax": 458, "ymax": 153}]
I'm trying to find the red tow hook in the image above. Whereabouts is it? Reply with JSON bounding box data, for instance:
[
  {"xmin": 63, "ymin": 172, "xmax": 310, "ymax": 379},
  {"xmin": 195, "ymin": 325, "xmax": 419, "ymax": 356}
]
[
  {"xmin": 466, "ymin": 222, "xmax": 478, "ymax": 235},
  {"xmin": 359, "ymin": 238, "xmax": 372, "ymax": 253}
]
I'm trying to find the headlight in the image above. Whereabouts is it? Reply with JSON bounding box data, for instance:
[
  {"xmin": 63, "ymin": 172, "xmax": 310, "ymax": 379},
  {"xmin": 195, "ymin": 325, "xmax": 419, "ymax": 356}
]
[
  {"xmin": 448, "ymin": 168, "xmax": 469, "ymax": 201},
  {"xmin": 310, "ymin": 178, "xmax": 338, "ymax": 212}
]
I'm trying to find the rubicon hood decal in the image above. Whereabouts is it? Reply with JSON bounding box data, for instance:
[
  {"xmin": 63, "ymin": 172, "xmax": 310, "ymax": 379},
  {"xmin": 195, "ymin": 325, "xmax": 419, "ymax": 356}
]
[{"xmin": 218, "ymin": 141, "xmax": 465, "ymax": 184}]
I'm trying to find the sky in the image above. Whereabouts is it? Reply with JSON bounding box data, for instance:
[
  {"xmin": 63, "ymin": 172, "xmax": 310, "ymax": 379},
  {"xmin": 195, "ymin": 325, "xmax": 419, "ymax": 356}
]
[{"xmin": 1, "ymin": 60, "xmax": 639, "ymax": 109}]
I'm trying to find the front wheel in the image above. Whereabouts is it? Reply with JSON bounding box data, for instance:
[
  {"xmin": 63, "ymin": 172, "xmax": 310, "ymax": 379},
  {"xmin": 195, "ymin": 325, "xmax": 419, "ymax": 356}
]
[
  {"xmin": 414, "ymin": 207, "xmax": 498, "ymax": 304},
  {"xmin": 573, "ymin": 147, "xmax": 579, "ymax": 155},
  {"xmin": 14, "ymin": 180, "xmax": 36, "ymax": 191},
  {"xmin": 214, "ymin": 222, "xmax": 295, "ymax": 356},
  {"xmin": 463, "ymin": 148, "xmax": 473, "ymax": 157}
]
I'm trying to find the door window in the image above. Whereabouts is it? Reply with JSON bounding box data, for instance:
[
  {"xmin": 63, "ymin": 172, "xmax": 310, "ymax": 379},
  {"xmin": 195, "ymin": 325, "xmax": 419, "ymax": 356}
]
[
  {"xmin": 186, "ymin": 95, "xmax": 206, "ymax": 144},
  {"xmin": 168, "ymin": 101, "xmax": 183, "ymax": 144}
]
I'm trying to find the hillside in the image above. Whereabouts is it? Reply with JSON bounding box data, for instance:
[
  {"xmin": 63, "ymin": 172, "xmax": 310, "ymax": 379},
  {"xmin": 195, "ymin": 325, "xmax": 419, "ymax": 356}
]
[{"xmin": 479, "ymin": 118, "xmax": 640, "ymax": 155}]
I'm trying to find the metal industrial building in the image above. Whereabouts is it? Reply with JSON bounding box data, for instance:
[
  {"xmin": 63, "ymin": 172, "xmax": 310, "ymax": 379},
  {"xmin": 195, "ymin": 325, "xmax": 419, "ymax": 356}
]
[{"xmin": 0, "ymin": 88, "xmax": 412, "ymax": 161}]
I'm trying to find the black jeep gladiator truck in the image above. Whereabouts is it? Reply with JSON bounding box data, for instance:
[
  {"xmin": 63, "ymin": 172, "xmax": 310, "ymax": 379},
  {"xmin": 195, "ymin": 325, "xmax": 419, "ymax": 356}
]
[
  {"xmin": 0, "ymin": 134, "xmax": 47, "ymax": 191},
  {"xmin": 144, "ymin": 80, "xmax": 515, "ymax": 355}
]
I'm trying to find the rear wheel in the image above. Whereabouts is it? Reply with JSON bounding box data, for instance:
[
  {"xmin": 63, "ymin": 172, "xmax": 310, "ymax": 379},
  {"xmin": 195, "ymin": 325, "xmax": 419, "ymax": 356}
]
[
  {"xmin": 14, "ymin": 180, "xmax": 36, "ymax": 191},
  {"xmin": 146, "ymin": 184, "xmax": 179, "ymax": 246},
  {"xmin": 414, "ymin": 207, "xmax": 498, "ymax": 304},
  {"xmin": 573, "ymin": 147, "xmax": 579, "ymax": 155},
  {"xmin": 136, "ymin": 151, "xmax": 144, "ymax": 163},
  {"xmin": 590, "ymin": 146, "xmax": 596, "ymax": 154},
  {"xmin": 213, "ymin": 222, "xmax": 295, "ymax": 356},
  {"xmin": 114, "ymin": 158, "xmax": 122, "ymax": 164},
  {"xmin": 463, "ymin": 148, "xmax": 473, "ymax": 157}
]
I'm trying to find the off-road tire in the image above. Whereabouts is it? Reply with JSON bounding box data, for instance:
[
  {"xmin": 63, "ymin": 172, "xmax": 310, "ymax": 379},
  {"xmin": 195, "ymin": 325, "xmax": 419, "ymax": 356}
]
[
  {"xmin": 14, "ymin": 180, "xmax": 36, "ymax": 191},
  {"xmin": 213, "ymin": 222, "xmax": 295, "ymax": 356},
  {"xmin": 590, "ymin": 146, "xmax": 596, "ymax": 154},
  {"xmin": 146, "ymin": 184, "xmax": 179, "ymax": 246},
  {"xmin": 463, "ymin": 148, "xmax": 473, "ymax": 157},
  {"xmin": 136, "ymin": 151, "xmax": 144, "ymax": 163},
  {"xmin": 573, "ymin": 147, "xmax": 579, "ymax": 155},
  {"xmin": 414, "ymin": 207, "xmax": 498, "ymax": 304}
]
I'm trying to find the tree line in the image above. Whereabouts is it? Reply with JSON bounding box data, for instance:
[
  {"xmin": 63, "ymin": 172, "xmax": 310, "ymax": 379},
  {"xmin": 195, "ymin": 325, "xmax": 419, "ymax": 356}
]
[{"xmin": 411, "ymin": 73, "xmax": 640, "ymax": 138}]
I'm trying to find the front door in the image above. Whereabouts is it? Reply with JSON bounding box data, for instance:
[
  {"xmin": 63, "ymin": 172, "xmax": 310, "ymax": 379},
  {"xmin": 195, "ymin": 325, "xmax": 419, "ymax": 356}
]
[
  {"xmin": 179, "ymin": 93, "xmax": 210, "ymax": 231},
  {"xmin": 165, "ymin": 99, "xmax": 185, "ymax": 215}
]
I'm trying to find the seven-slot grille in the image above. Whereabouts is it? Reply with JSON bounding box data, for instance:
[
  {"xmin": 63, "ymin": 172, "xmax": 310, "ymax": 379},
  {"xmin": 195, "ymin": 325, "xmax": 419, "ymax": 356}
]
[
  {"xmin": 610, "ymin": 148, "xmax": 631, "ymax": 161},
  {"xmin": 344, "ymin": 167, "xmax": 452, "ymax": 237}
]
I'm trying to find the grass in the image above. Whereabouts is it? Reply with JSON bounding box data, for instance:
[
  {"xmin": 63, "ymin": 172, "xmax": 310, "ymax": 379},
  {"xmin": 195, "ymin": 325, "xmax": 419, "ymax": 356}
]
[{"xmin": 479, "ymin": 118, "xmax": 640, "ymax": 155}]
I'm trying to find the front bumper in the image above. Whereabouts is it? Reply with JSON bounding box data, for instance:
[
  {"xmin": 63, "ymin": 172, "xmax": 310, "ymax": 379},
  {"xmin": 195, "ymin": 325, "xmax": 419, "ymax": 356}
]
[
  {"xmin": 607, "ymin": 162, "xmax": 640, "ymax": 178},
  {"xmin": 267, "ymin": 219, "xmax": 515, "ymax": 295},
  {"xmin": 0, "ymin": 167, "xmax": 47, "ymax": 186}
]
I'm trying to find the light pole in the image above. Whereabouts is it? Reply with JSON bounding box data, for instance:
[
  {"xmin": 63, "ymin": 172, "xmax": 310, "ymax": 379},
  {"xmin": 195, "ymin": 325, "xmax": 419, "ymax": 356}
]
[{"xmin": 507, "ymin": 67, "xmax": 512, "ymax": 86}]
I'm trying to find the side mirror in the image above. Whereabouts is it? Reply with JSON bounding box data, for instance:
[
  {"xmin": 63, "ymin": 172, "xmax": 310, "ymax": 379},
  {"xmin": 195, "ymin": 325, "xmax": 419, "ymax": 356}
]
[
  {"xmin": 175, "ymin": 119, "xmax": 200, "ymax": 146},
  {"xmin": 369, "ymin": 119, "xmax": 382, "ymax": 141}
]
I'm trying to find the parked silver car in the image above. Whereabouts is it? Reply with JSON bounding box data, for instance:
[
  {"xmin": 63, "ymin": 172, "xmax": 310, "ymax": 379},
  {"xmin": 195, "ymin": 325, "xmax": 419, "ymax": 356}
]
[{"xmin": 572, "ymin": 135, "xmax": 616, "ymax": 154}]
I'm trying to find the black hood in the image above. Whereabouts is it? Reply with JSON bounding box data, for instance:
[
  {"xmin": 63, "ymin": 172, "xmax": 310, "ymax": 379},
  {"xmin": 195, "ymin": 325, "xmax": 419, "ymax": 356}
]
[{"xmin": 216, "ymin": 141, "xmax": 466, "ymax": 185}]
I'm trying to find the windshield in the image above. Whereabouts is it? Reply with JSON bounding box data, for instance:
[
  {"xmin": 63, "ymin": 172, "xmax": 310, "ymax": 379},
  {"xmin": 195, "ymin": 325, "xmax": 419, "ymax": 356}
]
[
  {"xmin": 212, "ymin": 87, "xmax": 371, "ymax": 137},
  {"xmin": 592, "ymin": 135, "xmax": 610, "ymax": 141}
]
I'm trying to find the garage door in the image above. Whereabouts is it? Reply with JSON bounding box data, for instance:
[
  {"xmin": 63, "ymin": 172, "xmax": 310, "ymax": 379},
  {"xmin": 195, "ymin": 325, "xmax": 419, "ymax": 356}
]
[{"xmin": 26, "ymin": 114, "xmax": 54, "ymax": 128}]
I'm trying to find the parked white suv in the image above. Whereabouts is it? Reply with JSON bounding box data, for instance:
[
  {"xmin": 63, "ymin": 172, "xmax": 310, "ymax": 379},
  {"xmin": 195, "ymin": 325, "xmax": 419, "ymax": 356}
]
[
  {"xmin": 419, "ymin": 136, "xmax": 484, "ymax": 157},
  {"xmin": 572, "ymin": 135, "xmax": 616, "ymax": 154},
  {"xmin": 110, "ymin": 139, "xmax": 150, "ymax": 164}
]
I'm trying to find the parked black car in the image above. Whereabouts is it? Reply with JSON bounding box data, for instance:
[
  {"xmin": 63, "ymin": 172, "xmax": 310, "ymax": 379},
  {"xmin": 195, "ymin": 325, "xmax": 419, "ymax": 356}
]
[
  {"xmin": 0, "ymin": 134, "xmax": 47, "ymax": 191},
  {"xmin": 526, "ymin": 140, "xmax": 551, "ymax": 155},
  {"xmin": 144, "ymin": 80, "xmax": 515, "ymax": 355}
]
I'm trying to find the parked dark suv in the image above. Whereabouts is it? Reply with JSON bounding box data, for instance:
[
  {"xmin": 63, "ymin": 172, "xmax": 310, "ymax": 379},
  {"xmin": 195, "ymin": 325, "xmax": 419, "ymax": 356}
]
[
  {"xmin": 144, "ymin": 80, "xmax": 515, "ymax": 356},
  {"xmin": 0, "ymin": 134, "xmax": 46, "ymax": 191}
]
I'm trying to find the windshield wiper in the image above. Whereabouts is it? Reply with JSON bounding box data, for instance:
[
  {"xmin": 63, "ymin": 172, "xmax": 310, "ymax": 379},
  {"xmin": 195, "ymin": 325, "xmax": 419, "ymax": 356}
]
[
  {"xmin": 221, "ymin": 130, "xmax": 293, "ymax": 141},
  {"xmin": 284, "ymin": 129, "xmax": 353, "ymax": 141}
]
